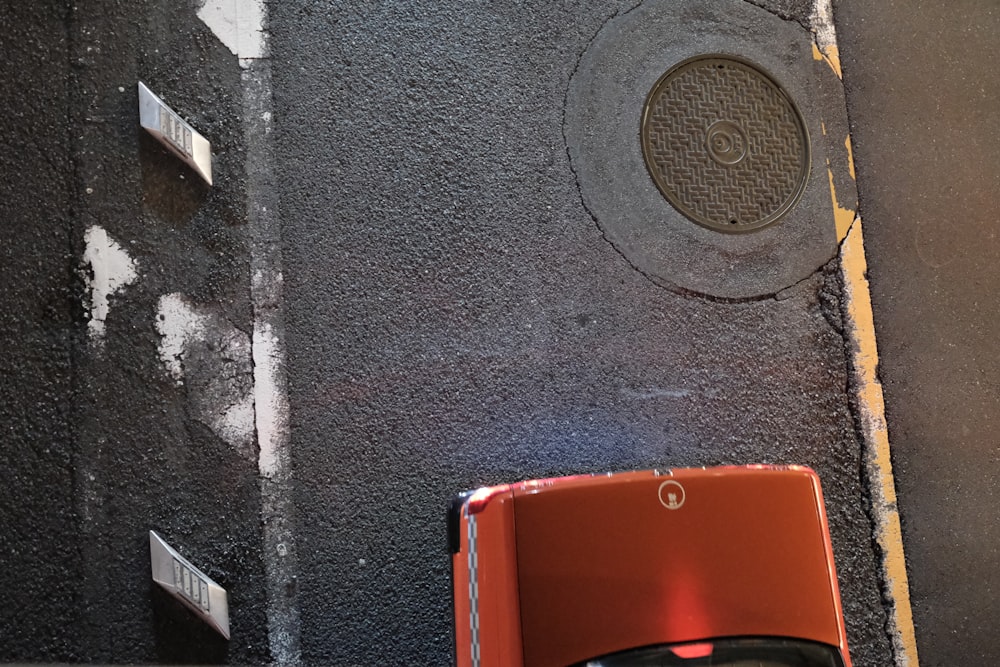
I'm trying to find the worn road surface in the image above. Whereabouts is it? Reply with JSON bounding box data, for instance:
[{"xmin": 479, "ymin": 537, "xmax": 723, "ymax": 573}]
[{"xmin": 7, "ymin": 0, "xmax": 995, "ymax": 664}]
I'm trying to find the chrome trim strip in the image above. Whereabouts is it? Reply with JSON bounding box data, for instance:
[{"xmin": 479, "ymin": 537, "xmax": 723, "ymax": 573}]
[{"xmin": 467, "ymin": 512, "xmax": 480, "ymax": 667}]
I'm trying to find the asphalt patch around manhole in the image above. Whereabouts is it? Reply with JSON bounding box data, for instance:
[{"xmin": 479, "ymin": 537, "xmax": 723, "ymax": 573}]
[{"xmin": 566, "ymin": 0, "xmax": 845, "ymax": 299}]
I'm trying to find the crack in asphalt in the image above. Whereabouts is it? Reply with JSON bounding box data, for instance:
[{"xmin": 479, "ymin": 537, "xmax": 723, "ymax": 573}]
[
  {"xmin": 834, "ymin": 248, "xmax": 905, "ymax": 667},
  {"xmin": 739, "ymin": 0, "xmax": 812, "ymax": 32}
]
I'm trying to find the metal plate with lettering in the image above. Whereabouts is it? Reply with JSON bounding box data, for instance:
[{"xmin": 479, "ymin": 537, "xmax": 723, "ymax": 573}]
[
  {"xmin": 138, "ymin": 82, "xmax": 213, "ymax": 185},
  {"xmin": 149, "ymin": 530, "xmax": 230, "ymax": 639}
]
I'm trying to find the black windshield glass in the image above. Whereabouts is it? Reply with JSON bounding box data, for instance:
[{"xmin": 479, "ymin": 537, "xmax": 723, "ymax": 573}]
[{"xmin": 575, "ymin": 637, "xmax": 846, "ymax": 667}]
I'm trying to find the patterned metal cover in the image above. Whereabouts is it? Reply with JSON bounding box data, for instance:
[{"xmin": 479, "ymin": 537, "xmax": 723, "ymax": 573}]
[{"xmin": 641, "ymin": 56, "xmax": 810, "ymax": 232}]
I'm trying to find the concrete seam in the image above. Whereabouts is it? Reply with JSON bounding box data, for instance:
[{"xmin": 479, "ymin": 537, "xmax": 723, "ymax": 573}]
[
  {"xmin": 66, "ymin": 0, "xmax": 112, "ymax": 656},
  {"xmin": 239, "ymin": 30, "xmax": 302, "ymax": 667}
]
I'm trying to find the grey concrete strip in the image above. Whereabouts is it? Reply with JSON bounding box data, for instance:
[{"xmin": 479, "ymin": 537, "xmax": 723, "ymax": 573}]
[
  {"xmin": 197, "ymin": 1, "xmax": 301, "ymax": 660},
  {"xmin": 239, "ymin": 37, "xmax": 303, "ymax": 667},
  {"xmin": 243, "ymin": 58, "xmax": 301, "ymax": 664}
]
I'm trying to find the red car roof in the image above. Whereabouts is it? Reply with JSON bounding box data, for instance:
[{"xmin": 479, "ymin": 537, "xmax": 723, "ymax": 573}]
[{"xmin": 507, "ymin": 467, "xmax": 846, "ymax": 666}]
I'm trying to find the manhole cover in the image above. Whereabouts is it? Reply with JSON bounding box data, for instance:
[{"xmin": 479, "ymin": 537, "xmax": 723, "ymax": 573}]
[{"xmin": 641, "ymin": 55, "xmax": 810, "ymax": 233}]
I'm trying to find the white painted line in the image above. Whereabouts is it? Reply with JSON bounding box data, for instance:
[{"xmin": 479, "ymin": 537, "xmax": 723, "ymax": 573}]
[
  {"xmin": 197, "ymin": 0, "xmax": 267, "ymax": 65},
  {"xmin": 82, "ymin": 225, "xmax": 138, "ymax": 345},
  {"xmin": 253, "ymin": 316, "xmax": 288, "ymax": 479},
  {"xmin": 200, "ymin": 0, "xmax": 298, "ymax": 656},
  {"xmin": 239, "ymin": 32, "xmax": 300, "ymax": 667}
]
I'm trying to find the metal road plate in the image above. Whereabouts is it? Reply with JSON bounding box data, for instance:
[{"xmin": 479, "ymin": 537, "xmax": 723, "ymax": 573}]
[
  {"xmin": 149, "ymin": 530, "xmax": 230, "ymax": 639},
  {"xmin": 138, "ymin": 82, "xmax": 213, "ymax": 185},
  {"xmin": 641, "ymin": 55, "xmax": 810, "ymax": 233}
]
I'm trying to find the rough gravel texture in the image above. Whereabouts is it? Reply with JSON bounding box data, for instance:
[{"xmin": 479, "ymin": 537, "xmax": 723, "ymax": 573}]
[
  {"xmin": 1, "ymin": 0, "xmax": 903, "ymax": 663},
  {"xmin": 2, "ymin": 1, "xmax": 268, "ymax": 662},
  {"xmin": 0, "ymin": 4, "xmax": 80, "ymax": 660}
]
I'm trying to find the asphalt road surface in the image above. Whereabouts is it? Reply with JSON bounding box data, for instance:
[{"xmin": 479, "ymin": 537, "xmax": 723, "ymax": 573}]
[
  {"xmin": 274, "ymin": 1, "xmax": 888, "ymax": 664},
  {"xmin": 836, "ymin": 0, "xmax": 1000, "ymax": 664},
  {"xmin": 5, "ymin": 0, "xmax": 993, "ymax": 664},
  {"xmin": 2, "ymin": 1, "xmax": 268, "ymax": 663}
]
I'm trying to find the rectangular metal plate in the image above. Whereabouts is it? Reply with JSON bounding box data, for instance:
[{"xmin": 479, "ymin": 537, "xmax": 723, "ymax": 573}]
[
  {"xmin": 149, "ymin": 530, "xmax": 230, "ymax": 639},
  {"xmin": 138, "ymin": 82, "xmax": 213, "ymax": 185}
]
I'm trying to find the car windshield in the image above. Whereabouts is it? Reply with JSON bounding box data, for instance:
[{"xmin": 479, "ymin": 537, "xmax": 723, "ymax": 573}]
[{"xmin": 576, "ymin": 637, "xmax": 846, "ymax": 667}]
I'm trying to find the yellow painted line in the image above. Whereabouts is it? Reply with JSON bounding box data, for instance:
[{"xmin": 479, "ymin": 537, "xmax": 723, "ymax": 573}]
[
  {"xmin": 840, "ymin": 217, "xmax": 920, "ymax": 667},
  {"xmin": 827, "ymin": 161, "xmax": 856, "ymax": 242},
  {"xmin": 845, "ymin": 135, "xmax": 856, "ymax": 180},
  {"xmin": 812, "ymin": 41, "xmax": 843, "ymax": 79},
  {"xmin": 810, "ymin": 3, "xmax": 917, "ymax": 660}
]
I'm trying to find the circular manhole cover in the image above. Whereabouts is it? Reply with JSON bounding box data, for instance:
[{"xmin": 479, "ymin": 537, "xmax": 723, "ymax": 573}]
[{"xmin": 641, "ymin": 55, "xmax": 810, "ymax": 233}]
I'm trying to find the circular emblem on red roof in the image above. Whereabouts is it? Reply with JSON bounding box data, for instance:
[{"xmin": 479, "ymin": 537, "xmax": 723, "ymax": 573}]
[{"xmin": 658, "ymin": 480, "xmax": 686, "ymax": 510}]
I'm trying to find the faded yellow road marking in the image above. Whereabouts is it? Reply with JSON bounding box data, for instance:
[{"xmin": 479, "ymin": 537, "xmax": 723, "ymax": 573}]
[
  {"xmin": 812, "ymin": 41, "xmax": 843, "ymax": 79},
  {"xmin": 845, "ymin": 135, "xmax": 856, "ymax": 180},
  {"xmin": 828, "ymin": 162, "xmax": 856, "ymax": 242},
  {"xmin": 840, "ymin": 218, "xmax": 920, "ymax": 667},
  {"xmin": 809, "ymin": 0, "xmax": 918, "ymax": 660}
]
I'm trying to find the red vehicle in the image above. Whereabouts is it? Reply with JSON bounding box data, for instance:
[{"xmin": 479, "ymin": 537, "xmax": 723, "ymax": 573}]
[{"xmin": 448, "ymin": 466, "xmax": 851, "ymax": 667}]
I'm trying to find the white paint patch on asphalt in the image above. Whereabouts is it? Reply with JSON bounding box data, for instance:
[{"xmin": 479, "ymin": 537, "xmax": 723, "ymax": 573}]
[
  {"xmin": 155, "ymin": 293, "xmax": 256, "ymax": 460},
  {"xmin": 810, "ymin": 0, "xmax": 837, "ymax": 51},
  {"xmin": 155, "ymin": 293, "xmax": 208, "ymax": 384},
  {"xmin": 253, "ymin": 317, "xmax": 288, "ymax": 479},
  {"xmin": 197, "ymin": 0, "xmax": 266, "ymax": 65},
  {"xmin": 82, "ymin": 226, "xmax": 138, "ymax": 343}
]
